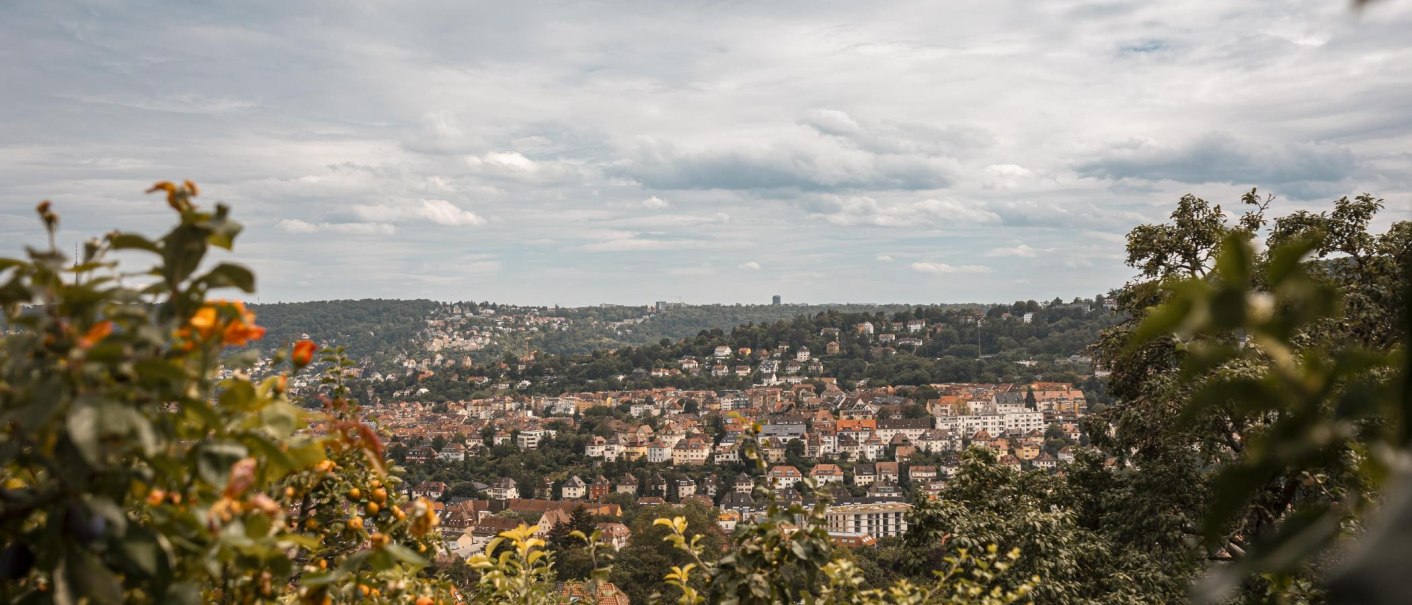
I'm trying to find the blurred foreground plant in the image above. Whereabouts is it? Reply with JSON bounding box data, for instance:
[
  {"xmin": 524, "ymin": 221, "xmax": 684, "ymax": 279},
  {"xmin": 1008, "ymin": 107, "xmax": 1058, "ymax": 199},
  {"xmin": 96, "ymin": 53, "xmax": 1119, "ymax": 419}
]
[
  {"xmin": 0, "ymin": 182, "xmax": 455, "ymax": 604},
  {"xmin": 1128, "ymin": 220, "xmax": 1412, "ymax": 603}
]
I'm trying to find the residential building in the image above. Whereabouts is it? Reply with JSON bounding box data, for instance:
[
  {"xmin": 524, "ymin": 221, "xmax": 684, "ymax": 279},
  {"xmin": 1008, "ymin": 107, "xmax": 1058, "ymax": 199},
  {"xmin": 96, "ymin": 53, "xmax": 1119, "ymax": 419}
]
[
  {"xmin": 487, "ymin": 478, "xmax": 519, "ymax": 501},
  {"xmin": 824, "ymin": 502, "xmax": 911, "ymax": 538},
  {"xmin": 589, "ymin": 475, "xmax": 613, "ymax": 501},
  {"xmin": 810, "ymin": 464, "xmax": 845, "ymax": 485},
  {"xmin": 561, "ymin": 476, "xmax": 586, "ymax": 500},
  {"xmin": 768, "ymin": 465, "xmax": 803, "ymax": 490},
  {"xmin": 616, "ymin": 474, "xmax": 639, "ymax": 495}
]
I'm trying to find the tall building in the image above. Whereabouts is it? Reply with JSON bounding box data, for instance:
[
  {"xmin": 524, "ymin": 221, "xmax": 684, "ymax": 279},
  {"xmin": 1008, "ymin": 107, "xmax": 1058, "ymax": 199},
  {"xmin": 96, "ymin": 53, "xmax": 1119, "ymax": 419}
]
[
  {"xmin": 655, "ymin": 301, "xmax": 668, "ymax": 312},
  {"xmin": 772, "ymin": 295, "xmax": 781, "ymax": 306}
]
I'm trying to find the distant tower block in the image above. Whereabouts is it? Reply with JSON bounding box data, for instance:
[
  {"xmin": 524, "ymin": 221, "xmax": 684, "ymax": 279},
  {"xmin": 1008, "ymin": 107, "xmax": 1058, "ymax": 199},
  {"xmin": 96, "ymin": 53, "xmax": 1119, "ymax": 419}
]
[
  {"xmin": 772, "ymin": 295, "xmax": 781, "ymax": 306},
  {"xmin": 655, "ymin": 301, "xmax": 668, "ymax": 312}
]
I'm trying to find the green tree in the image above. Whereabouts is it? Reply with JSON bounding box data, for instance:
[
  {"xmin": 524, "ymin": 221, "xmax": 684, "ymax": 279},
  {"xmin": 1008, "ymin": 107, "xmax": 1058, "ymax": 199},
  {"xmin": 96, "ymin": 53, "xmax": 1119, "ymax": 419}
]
[
  {"xmin": 0, "ymin": 183, "xmax": 454, "ymax": 604},
  {"xmin": 1094, "ymin": 189, "xmax": 1410, "ymax": 601}
]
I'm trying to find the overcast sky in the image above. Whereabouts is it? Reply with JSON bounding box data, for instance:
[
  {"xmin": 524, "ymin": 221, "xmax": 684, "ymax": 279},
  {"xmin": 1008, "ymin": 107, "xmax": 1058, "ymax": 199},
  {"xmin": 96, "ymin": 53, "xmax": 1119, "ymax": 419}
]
[{"xmin": 3, "ymin": 1, "xmax": 1411, "ymax": 306}]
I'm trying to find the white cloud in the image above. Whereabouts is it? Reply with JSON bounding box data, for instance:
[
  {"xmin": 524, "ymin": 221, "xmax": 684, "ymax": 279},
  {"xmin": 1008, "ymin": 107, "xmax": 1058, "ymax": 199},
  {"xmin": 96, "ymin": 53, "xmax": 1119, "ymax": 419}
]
[
  {"xmin": 465, "ymin": 151, "xmax": 537, "ymax": 173},
  {"xmin": 669, "ymin": 266, "xmax": 716, "ymax": 277},
  {"xmin": 805, "ymin": 196, "xmax": 1000, "ymax": 228},
  {"xmin": 981, "ymin": 164, "xmax": 1037, "ymax": 190},
  {"xmin": 607, "ymin": 195, "xmax": 671, "ymax": 210},
  {"xmin": 739, "ymin": 261, "xmax": 761, "ymax": 270},
  {"xmin": 909, "ymin": 262, "xmax": 991, "ymax": 275},
  {"xmin": 985, "ymin": 243, "xmax": 1040, "ymax": 257},
  {"xmin": 351, "ymin": 199, "xmax": 486, "ymax": 227},
  {"xmin": 5, "ymin": 1, "xmax": 1411, "ymax": 304},
  {"xmin": 276, "ymin": 219, "xmax": 396, "ymax": 235},
  {"xmin": 578, "ymin": 238, "xmax": 707, "ymax": 252}
]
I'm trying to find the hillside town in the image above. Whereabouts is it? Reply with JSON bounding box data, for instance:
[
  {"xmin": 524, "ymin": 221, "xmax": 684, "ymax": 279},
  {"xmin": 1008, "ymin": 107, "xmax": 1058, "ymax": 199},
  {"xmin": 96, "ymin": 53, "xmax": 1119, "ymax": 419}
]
[{"xmin": 355, "ymin": 379, "xmax": 1090, "ymax": 560}]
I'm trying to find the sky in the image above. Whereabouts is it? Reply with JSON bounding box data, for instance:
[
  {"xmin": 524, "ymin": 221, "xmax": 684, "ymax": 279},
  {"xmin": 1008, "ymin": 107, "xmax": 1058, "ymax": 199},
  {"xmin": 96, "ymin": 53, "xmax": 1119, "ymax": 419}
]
[{"xmin": 3, "ymin": 1, "xmax": 1411, "ymax": 306}]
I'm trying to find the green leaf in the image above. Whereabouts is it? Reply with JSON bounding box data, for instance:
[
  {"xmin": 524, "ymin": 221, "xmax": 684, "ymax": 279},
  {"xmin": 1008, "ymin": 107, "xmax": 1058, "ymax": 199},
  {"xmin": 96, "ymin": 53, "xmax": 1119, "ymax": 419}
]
[
  {"xmin": 66, "ymin": 402, "xmax": 101, "ymax": 466},
  {"xmin": 244, "ymin": 511, "xmax": 272, "ymax": 539},
  {"xmin": 1267, "ymin": 232, "xmax": 1321, "ymax": 285},
  {"xmin": 1202, "ymin": 463, "xmax": 1277, "ymax": 544},
  {"xmin": 1215, "ymin": 234, "xmax": 1252, "ymax": 287},
  {"xmin": 116, "ymin": 527, "xmax": 162, "ymax": 577},
  {"xmin": 257, "ymin": 402, "xmax": 300, "ymax": 438},
  {"xmin": 85, "ymin": 497, "xmax": 128, "ymax": 536},
  {"xmin": 161, "ymin": 224, "xmax": 208, "ymax": 287},
  {"xmin": 61, "ymin": 548, "xmax": 123, "ymax": 605},
  {"xmin": 202, "ymin": 263, "xmax": 255, "ymax": 293},
  {"xmin": 1194, "ymin": 504, "xmax": 1341, "ymax": 604},
  {"xmin": 164, "ymin": 582, "xmax": 201, "ymax": 605},
  {"xmin": 1129, "ymin": 295, "xmax": 1195, "ymax": 349},
  {"xmin": 108, "ymin": 233, "xmax": 162, "ymax": 254},
  {"xmin": 383, "ymin": 543, "xmax": 428, "ymax": 568},
  {"xmin": 241, "ymin": 434, "xmax": 294, "ymax": 478},
  {"xmin": 195, "ymin": 442, "xmax": 248, "ymax": 486},
  {"xmin": 218, "ymin": 380, "xmax": 258, "ymax": 411}
]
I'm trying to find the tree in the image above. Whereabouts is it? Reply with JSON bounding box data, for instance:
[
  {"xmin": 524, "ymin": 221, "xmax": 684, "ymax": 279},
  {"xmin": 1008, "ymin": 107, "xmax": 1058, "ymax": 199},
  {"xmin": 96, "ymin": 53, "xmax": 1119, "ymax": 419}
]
[
  {"xmin": 0, "ymin": 183, "xmax": 454, "ymax": 604},
  {"xmin": 1092, "ymin": 189, "xmax": 1410, "ymax": 601}
]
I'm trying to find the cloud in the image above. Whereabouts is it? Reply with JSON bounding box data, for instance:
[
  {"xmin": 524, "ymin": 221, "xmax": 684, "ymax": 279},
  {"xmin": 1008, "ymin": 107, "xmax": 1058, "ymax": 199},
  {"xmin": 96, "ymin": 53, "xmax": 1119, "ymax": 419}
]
[
  {"xmin": 4, "ymin": 1, "xmax": 1411, "ymax": 305},
  {"xmin": 985, "ymin": 243, "xmax": 1040, "ymax": 257},
  {"xmin": 276, "ymin": 219, "xmax": 396, "ymax": 235},
  {"xmin": 608, "ymin": 195, "xmax": 671, "ymax": 209},
  {"xmin": 1075, "ymin": 132, "xmax": 1355, "ymax": 196},
  {"xmin": 577, "ymin": 237, "xmax": 708, "ymax": 252},
  {"xmin": 980, "ymin": 164, "xmax": 1037, "ymax": 190},
  {"xmin": 465, "ymin": 151, "xmax": 537, "ymax": 172},
  {"xmin": 800, "ymin": 109, "xmax": 994, "ymax": 156},
  {"xmin": 615, "ymin": 123, "xmax": 962, "ymax": 192},
  {"xmin": 462, "ymin": 151, "xmax": 579, "ymax": 183},
  {"xmin": 909, "ymin": 262, "xmax": 991, "ymax": 274},
  {"xmin": 803, "ymin": 196, "xmax": 1000, "ymax": 228},
  {"xmin": 350, "ymin": 199, "xmax": 486, "ymax": 227},
  {"xmin": 1117, "ymin": 39, "xmax": 1171, "ymax": 55},
  {"xmin": 739, "ymin": 261, "xmax": 761, "ymax": 270},
  {"xmin": 669, "ymin": 266, "xmax": 716, "ymax": 277},
  {"xmin": 73, "ymin": 93, "xmax": 258, "ymax": 114}
]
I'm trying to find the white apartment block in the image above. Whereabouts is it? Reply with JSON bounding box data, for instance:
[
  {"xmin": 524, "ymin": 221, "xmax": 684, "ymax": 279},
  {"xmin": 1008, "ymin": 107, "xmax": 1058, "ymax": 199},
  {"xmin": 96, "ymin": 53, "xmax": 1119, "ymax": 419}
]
[
  {"xmin": 935, "ymin": 411, "xmax": 1045, "ymax": 435},
  {"xmin": 824, "ymin": 502, "xmax": 911, "ymax": 538}
]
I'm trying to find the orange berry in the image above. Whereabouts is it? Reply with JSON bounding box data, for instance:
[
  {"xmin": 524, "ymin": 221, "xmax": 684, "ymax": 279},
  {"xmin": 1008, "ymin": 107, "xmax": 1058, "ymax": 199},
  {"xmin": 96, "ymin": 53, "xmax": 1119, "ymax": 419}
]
[
  {"xmin": 348, "ymin": 517, "xmax": 363, "ymax": 530},
  {"xmin": 347, "ymin": 487, "xmax": 362, "ymax": 500},
  {"xmin": 366, "ymin": 502, "xmax": 380, "ymax": 515},
  {"xmin": 371, "ymin": 487, "xmax": 387, "ymax": 503},
  {"xmin": 416, "ymin": 597, "xmax": 434, "ymax": 605},
  {"xmin": 305, "ymin": 518, "xmax": 319, "ymax": 530},
  {"xmin": 146, "ymin": 489, "xmax": 166, "ymax": 507}
]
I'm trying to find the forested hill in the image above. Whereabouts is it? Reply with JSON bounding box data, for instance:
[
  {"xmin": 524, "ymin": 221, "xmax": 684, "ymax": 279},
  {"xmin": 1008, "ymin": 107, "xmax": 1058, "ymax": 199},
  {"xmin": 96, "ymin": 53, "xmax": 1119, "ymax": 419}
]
[
  {"xmin": 242, "ymin": 300, "xmax": 984, "ymax": 361},
  {"xmin": 533, "ymin": 303, "xmax": 964, "ymax": 355},
  {"xmin": 245, "ymin": 299, "xmax": 1118, "ymax": 392},
  {"xmin": 247, "ymin": 299, "xmax": 439, "ymax": 358}
]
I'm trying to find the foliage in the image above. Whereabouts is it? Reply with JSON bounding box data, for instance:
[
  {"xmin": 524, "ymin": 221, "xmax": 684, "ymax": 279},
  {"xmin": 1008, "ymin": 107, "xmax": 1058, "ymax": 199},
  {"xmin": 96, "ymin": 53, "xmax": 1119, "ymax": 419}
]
[
  {"xmin": 0, "ymin": 183, "xmax": 453, "ymax": 603},
  {"xmin": 648, "ymin": 421, "xmax": 1037, "ymax": 605},
  {"xmin": 1105, "ymin": 189, "xmax": 1411, "ymax": 602},
  {"xmin": 249, "ymin": 299, "xmax": 441, "ymax": 360}
]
